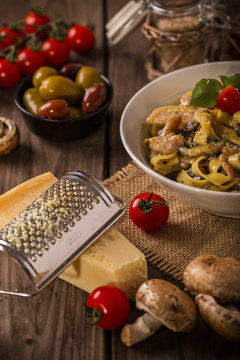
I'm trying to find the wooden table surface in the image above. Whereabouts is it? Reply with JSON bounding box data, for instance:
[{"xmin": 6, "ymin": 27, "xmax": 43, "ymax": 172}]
[{"xmin": 0, "ymin": 0, "xmax": 240, "ymax": 359}]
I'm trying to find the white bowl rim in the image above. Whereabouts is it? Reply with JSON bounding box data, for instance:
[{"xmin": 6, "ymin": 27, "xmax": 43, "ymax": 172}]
[{"xmin": 120, "ymin": 61, "xmax": 240, "ymax": 198}]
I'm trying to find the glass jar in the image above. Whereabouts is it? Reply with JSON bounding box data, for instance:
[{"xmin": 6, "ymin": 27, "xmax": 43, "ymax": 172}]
[
  {"xmin": 106, "ymin": 1, "xmax": 232, "ymax": 80},
  {"xmin": 213, "ymin": 0, "xmax": 240, "ymax": 60},
  {"xmin": 142, "ymin": 0, "xmax": 217, "ymax": 79}
]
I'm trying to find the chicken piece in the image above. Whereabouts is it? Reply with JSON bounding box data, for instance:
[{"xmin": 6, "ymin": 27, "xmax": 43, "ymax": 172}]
[
  {"xmin": 149, "ymin": 134, "xmax": 184, "ymax": 155},
  {"xmin": 220, "ymin": 154, "xmax": 237, "ymax": 179},
  {"xmin": 162, "ymin": 114, "xmax": 181, "ymax": 135},
  {"xmin": 222, "ymin": 143, "xmax": 240, "ymax": 156},
  {"xmin": 180, "ymin": 91, "xmax": 192, "ymax": 106},
  {"xmin": 146, "ymin": 106, "xmax": 179, "ymax": 126}
]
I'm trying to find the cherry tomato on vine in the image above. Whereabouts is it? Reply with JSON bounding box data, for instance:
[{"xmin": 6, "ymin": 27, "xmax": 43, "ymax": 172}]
[
  {"xmin": 129, "ymin": 192, "xmax": 169, "ymax": 232},
  {"xmin": 67, "ymin": 24, "xmax": 95, "ymax": 54},
  {"xmin": 0, "ymin": 26, "xmax": 25, "ymax": 50},
  {"xmin": 17, "ymin": 48, "xmax": 46, "ymax": 75},
  {"xmin": 24, "ymin": 11, "xmax": 51, "ymax": 38},
  {"xmin": 41, "ymin": 38, "xmax": 69, "ymax": 66},
  {"xmin": 216, "ymin": 85, "xmax": 240, "ymax": 114},
  {"xmin": 0, "ymin": 59, "xmax": 21, "ymax": 88},
  {"xmin": 86, "ymin": 286, "xmax": 130, "ymax": 330}
]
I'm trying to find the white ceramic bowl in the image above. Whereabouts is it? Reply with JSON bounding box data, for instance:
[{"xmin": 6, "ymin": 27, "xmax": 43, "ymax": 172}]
[{"xmin": 120, "ymin": 61, "xmax": 240, "ymax": 218}]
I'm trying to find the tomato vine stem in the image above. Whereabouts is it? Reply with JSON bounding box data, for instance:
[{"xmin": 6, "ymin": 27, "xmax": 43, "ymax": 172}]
[
  {"xmin": 0, "ymin": 18, "xmax": 68, "ymax": 59},
  {"xmin": 138, "ymin": 193, "xmax": 168, "ymax": 214}
]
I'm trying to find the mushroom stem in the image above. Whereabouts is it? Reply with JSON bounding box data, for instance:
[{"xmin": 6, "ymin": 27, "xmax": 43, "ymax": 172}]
[{"xmin": 121, "ymin": 312, "xmax": 162, "ymax": 346}]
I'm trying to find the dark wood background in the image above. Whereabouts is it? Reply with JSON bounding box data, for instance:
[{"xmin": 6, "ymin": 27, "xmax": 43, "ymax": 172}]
[{"xmin": 0, "ymin": 0, "xmax": 239, "ymax": 359}]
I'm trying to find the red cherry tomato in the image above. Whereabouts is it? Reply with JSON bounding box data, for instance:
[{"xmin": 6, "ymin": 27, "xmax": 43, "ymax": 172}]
[
  {"xmin": 0, "ymin": 27, "xmax": 25, "ymax": 50},
  {"xmin": 24, "ymin": 11, "xmax": 51, "ymax": 38},
  {"xmin": 67, "ymin": 25, "xmax": 95, "ymax": 54},
  {"xmin": 0, "ymin": 59, "xmax": 21, "ymax": 88},
  {"xmin": 216, "ymin": 85, "xmax": 240, "ymax": 114},
  {"xmin": 17, "ymin": 48, "xmax": 46, "ymax": 75},
  {"xmin": 41, "ymin": 38, "xmax": 69, "ymax": 66},
  {"xmin": 86, "ymin": 286, "xmax": 130, "ymax": 330},
  {"xmin": 129, "ymin": 192, "xmax": 169, "ymax": 232}
]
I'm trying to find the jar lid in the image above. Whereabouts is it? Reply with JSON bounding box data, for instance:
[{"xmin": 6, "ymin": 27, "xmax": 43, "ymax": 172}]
[
  {"xmin": 151, "ymin": 0, "xmax": 201, "ymax": 11},
  {"xmin": 106, "ymin": 1, "xmax": 149, "ymax": 46},
  {"xmin": 106, "ymin": 0, "xmax": 204, "ymax": 45}
]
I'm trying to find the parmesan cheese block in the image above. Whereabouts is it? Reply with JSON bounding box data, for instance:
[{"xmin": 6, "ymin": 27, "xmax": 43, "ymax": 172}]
[
  {"xmin": 0, "ymin": 172, "xmax": 57, "ymax": 229},
  {"xmin": 0, "ymin": 173, "xmax": 148, "ymax": 299},
  {"xmin": 59, "ymin": 227, "xmax": 147, "ymax": 299}
]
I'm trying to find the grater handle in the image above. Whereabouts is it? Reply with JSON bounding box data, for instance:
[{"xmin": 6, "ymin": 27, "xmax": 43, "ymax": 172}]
[
  {"xmin": 113, "ymin": 195, "xmax": 128, "ymax": 212},
  {"xmin": 0, "ymin": 288, "xmax": 39, "ymax": 297}
]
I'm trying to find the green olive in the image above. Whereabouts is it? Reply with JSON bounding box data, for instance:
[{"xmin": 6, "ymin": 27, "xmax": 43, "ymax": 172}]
[
  {"xmin": 32, "ymin": 66, "xmax": 58, "ymax": 88},
  {"xmin": 66, "ymin": 106, "xmax": 82, "ymax": 119},
  {"xmin": 75, "ymin": 66, "xmax": 102, "ymax": 90},
  {"xmin": 39, "ymin": 75, "xmax": 82, "ymax": 105},
  {"xmin": 23, "ymin": 88, "xmax": 45, "ymax": 115}
]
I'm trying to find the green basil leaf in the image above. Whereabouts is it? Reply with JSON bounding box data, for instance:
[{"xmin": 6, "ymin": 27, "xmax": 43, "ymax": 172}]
[
  {"xmin": 189, "ymin": 78, "xmax": 222, "ymax": 108},
  {"xmin": 220, "ymin": 73, "xmax": 240, "ymax": 92},
  {"xmin": 220, "ymin": 75, "xmax": 231, "ymax": 88}
]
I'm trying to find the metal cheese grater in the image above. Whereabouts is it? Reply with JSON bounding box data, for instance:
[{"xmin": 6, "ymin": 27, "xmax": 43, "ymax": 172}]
[{"xmin": 0, "ymin": 171, "xmax": 127, "ymax": 297}]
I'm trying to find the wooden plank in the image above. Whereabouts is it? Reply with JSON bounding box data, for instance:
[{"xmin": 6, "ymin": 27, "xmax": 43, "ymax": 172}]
[
  {"xmin": 0, "ymin": 0, "xmax": 240, "ymax": 359},
  {"xmin": 106, "ymin": 0, "xmax": 149, "ymax": 176},
  {"xmin": 112, "ymin": 265, "xmax": 240, "ymax": 359},
  {"xmin": 0, "ymin": 0, "xmax": 106, "ymax": 191},
  {"xmin": 0, "ymin": 1, "xmax": 107, "ymax": 359},
  {"xmin": 106, "ymin": 1, "xmax": 240, "ymax": 359},
  {"xmin": 111, "ymin": 266, "xmax": 181, "ymax": 360}
]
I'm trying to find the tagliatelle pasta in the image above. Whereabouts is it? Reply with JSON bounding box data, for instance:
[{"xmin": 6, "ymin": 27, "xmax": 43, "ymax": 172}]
[
  {"xmin": 178, "ymin": 156, "xmax": 238, "ymax": 190},
  {"xmin": 143, "ymin": 99, "xmax": 240, "ymax": 192},
  {"xmin": 150, "ymin": 151, "xmax": 179, "ymax": 176}
]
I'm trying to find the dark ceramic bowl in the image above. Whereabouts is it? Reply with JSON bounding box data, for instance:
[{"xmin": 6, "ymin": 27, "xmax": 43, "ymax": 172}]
[{"xmin": 14, "ymin": 74, "xmax": 113, "ymax": 142}]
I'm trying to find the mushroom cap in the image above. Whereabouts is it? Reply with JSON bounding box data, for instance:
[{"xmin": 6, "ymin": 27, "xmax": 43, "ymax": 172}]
[
  {"xmin": 136, "ymin": 279, "xmax": 197, "ymax": 332},
  {"xmin": 196, "ymin": 293, "xmax": 240, "ymax": 343},
  {"xmin": 183, "ymin": 254, "xmax": 240, "ymax": 302},
  {"xmin": 0, "ymin": 117, "xmax": 19, "ymax": 157}
]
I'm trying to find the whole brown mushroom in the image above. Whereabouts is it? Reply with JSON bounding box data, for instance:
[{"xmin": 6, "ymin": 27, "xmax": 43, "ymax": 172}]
[
  {"xmin": 183, "ymin": 254, "xmax": 240, "ymax": 343},
  {"xmin": 196, "ymin": 294, "xmax": 240, "ymax": 343},
  {"xmin": 183, "ymin": 254, "xmax": 240, "ymax": 302},
  {"xmin": 121, "ymin": 279, "xmax": 197, "ymax": 346}
]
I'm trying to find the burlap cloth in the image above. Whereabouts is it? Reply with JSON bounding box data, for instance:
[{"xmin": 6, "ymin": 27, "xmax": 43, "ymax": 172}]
[{"xmin": 103, "ymin": 162, "xmax": 240, "ymax": 283}]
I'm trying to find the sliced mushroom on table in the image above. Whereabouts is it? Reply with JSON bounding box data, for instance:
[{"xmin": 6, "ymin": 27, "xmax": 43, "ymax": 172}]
[
  {"xmin": 121, "ymin": 279, "xmax": 197, "ymax": 346},
  {"xmin": 183, "ymin": 254, "xmax": 240, "ymax": 302},
  {"xmin": 0, "ymin": 117, "xmax": 19, "ymax": 157}
]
